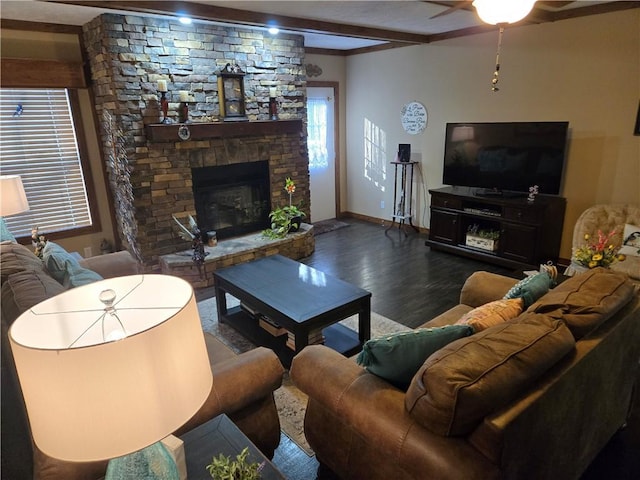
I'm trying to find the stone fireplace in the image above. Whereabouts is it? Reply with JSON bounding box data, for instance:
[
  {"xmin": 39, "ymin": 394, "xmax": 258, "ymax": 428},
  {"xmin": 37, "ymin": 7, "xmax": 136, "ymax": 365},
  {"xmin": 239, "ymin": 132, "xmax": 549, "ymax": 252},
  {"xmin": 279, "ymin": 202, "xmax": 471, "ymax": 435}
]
[
  {"xmin": 82, "ymin": 13, "xmax": 311, "ymax": 272},
  {"xmin": 192, "ymin": 160, "xmax": 270, "ymax": 240}
]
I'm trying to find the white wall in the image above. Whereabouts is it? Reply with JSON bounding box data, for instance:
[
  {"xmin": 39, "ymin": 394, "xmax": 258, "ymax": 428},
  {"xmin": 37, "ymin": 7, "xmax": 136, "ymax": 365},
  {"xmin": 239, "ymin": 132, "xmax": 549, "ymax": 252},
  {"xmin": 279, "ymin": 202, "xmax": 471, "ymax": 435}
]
[{"xmin": 344, "ymin": 10, "xmax": 639, "ymax": 259}]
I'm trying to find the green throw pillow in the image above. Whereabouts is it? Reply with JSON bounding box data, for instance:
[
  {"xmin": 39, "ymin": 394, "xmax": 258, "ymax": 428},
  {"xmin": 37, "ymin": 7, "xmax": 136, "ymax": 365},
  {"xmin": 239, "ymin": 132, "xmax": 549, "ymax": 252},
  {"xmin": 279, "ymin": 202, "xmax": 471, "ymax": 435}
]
[
  {"xmin": 42, "ymin": 241, "xmax": 102, "ymax": 288},
  {"xmin": 503, "ymin": 272, "xmax": 554, "ymax": 308},
  {"xmin": 356, "ymin": 325, "xmax": 474, "ymax": 389},
  {"xmin": 0, "ymin": 217, "xmax": 17, "ymax": 243}
]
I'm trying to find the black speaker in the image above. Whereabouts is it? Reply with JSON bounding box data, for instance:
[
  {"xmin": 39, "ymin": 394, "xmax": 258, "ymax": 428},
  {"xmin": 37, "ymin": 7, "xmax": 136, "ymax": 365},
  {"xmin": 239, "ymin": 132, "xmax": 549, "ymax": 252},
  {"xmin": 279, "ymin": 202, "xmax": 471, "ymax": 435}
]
[{"xmin": 398, "ymin": 144, "xmax": 411, "ymax": 162}]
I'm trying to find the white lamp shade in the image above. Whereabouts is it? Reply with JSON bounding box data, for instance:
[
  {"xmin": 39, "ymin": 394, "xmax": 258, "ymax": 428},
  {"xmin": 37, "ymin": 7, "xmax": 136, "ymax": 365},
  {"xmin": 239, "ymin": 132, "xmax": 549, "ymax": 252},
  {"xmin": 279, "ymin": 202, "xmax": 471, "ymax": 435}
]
[
  {"xmin": 473, "ymin": 0, "xmax": 536, "ymax": 25},
  {"xmin": 0, "ymin": 175, "xmax": 29, "ymax": 216},
  {"xmin": 9, "ymin": 274, "xmax": 213, "ymax": 462}
]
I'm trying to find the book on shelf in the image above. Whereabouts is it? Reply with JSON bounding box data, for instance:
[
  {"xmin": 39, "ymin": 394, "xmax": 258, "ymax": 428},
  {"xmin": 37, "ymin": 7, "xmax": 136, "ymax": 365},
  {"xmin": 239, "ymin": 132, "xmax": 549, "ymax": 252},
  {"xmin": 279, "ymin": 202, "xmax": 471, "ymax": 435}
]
[
  {"xmin": 240, "ymin": 302, "xmax": 259, "ymax": 318},
  {"xmin": 258, "ymin": 315, "xmax": 288, "ymax": 337},
  {"xmin": 286, "ymin": 328, "xmax": 325, "ymax": 350}
]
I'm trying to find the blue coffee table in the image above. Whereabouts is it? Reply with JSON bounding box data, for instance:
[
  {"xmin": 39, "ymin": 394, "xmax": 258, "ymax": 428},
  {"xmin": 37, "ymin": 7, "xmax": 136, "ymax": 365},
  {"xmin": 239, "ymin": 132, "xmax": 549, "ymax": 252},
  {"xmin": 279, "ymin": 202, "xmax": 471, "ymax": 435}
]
[{"xmin": 213, "ymin": 255, "xmax": 371, "ymax": 367}]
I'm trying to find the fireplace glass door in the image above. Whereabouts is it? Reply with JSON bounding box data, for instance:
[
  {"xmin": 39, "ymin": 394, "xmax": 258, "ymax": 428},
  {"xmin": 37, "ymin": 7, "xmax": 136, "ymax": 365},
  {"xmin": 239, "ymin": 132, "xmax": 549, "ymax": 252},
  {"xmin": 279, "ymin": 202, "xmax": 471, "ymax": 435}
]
[{"xmin": 192, "ymin": 161, "xmax": 270, "ymax": 240}]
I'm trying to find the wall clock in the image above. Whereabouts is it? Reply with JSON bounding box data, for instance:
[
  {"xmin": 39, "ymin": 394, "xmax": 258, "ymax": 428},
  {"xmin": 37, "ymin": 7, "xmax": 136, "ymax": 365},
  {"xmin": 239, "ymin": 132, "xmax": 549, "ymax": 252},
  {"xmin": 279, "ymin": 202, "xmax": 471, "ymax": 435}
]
[
  {"xmin": 400, "ymin": 101, "xmax": 428, "ymax": 135},
  {"xmin": 177, "ymin": 125, "xmax": 191, "ymax": 141}
]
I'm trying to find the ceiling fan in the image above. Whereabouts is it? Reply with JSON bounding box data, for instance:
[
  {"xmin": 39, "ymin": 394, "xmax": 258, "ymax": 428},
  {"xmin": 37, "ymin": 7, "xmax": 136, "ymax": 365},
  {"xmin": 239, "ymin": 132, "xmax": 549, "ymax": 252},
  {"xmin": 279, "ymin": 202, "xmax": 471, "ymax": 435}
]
[{"xmin": 427, "ymin": 0, "xmax": 575, "ymax": 20}]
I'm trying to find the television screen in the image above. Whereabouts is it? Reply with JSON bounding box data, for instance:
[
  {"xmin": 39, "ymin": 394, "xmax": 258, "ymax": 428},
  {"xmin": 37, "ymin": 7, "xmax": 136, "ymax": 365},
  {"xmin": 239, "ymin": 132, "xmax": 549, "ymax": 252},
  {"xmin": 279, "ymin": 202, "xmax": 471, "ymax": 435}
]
[{"xmin": 442, "ymin": 122, "xmax": 569, "ymax": 195}]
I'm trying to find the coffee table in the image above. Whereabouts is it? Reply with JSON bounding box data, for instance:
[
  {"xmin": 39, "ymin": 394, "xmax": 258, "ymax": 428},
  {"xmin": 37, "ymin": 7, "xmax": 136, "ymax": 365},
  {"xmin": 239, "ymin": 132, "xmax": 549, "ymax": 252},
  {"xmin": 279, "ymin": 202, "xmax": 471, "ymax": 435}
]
[
  {"xmin": 180, "ymin": 414, "xmax": 285, "ymax": 480},
  {"xmin": 213, "ymin": 254, "xmax": 371, "ymax": 367}
]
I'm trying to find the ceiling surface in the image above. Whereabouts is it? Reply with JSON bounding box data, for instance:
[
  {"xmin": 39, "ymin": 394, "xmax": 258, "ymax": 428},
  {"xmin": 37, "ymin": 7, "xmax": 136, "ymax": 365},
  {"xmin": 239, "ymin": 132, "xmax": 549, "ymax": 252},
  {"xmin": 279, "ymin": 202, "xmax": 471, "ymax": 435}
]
[{"xmin": 1, "ymin": 1, "xmax": 637, "ymax": 53}]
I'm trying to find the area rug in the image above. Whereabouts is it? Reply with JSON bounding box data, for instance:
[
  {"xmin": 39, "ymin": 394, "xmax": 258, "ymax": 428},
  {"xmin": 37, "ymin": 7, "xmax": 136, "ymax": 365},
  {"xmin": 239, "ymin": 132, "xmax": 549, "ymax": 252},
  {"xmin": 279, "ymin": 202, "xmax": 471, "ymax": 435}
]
[
  {"xmin": 312, "ymin": 219, "xmax": 350, "ymax": 235},
  {"xmin": 197, "ymin": 295, "xmax": 407, "ymax": 456}
]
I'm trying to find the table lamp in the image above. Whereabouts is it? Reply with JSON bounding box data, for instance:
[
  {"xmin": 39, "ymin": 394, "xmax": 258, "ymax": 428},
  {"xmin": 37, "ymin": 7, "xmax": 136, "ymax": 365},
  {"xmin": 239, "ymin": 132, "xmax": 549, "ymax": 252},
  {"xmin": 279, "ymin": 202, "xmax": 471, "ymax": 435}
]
[
  {"xmin": 9, "ymin": 274, "xmax": 213, "ymax": 479},
  {"xmin": 1, "ymin": 174, "xmax": 30, "ymax": 238},
  {"xmin": 0, "ymin": 174, "xmax": 30, "ymax": 216}
]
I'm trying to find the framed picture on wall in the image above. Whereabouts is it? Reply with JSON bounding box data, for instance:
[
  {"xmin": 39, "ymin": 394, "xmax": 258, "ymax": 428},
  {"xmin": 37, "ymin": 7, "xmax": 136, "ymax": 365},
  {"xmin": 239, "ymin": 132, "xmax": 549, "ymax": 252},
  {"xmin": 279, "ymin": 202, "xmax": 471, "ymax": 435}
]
[{"xmin": 634, "ymin": 100, "xmax": 640, "ymax": 136}]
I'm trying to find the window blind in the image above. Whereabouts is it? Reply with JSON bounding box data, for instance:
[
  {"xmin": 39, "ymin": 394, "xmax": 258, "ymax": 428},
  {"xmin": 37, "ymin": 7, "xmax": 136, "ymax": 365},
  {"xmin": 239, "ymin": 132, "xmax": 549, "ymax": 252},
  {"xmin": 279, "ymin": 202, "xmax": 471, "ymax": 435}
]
[{"xmin": 0, "ymin": 88, "xmax": 92, "ymax": 237}]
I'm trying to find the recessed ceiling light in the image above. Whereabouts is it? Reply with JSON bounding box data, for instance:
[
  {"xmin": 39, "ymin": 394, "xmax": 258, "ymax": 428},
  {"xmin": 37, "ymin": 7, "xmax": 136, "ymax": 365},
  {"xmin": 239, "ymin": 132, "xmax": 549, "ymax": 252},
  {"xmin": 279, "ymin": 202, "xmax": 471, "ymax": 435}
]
[
  {"xmin": 268, "ymin": 26, "xmax": 279, "ymax": 35},
  {"xmin": 179, "ymin": 16, "xmax": 192, "ymax": 25}
]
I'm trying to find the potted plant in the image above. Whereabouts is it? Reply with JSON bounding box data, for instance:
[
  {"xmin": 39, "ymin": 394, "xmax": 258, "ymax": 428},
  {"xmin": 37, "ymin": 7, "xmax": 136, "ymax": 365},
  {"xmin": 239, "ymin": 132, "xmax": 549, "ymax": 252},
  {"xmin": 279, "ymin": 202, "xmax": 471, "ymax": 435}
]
[
  {"xmin": 206, "ymin": 447, "xmax": 264, "ymax": 480},
  {"xmin": 263, "ymin": 177, "xmax": 306, "ymax": 239}
]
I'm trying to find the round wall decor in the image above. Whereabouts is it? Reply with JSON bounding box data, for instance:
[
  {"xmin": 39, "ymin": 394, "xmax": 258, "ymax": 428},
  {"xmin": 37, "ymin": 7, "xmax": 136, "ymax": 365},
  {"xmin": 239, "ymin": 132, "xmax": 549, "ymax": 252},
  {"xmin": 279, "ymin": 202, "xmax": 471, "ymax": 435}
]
[
  {"xmin": 401, "ymin": 101, "xmax": 428, "ymax": 135},
  {"xmin": 177, "ymin": 125, "xmax": 191, "ymax": 141}
]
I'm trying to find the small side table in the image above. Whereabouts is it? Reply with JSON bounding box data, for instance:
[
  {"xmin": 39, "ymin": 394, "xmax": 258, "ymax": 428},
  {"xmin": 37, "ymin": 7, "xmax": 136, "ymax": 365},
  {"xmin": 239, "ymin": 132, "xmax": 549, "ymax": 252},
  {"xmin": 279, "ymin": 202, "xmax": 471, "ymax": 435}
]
[
  {"xmin": 180, "ymin": 414, "xmax": 285, "ymax": 480},
  {"xmin": 385, "ymin": 160, "xmax": 419, "ymax": 236}
]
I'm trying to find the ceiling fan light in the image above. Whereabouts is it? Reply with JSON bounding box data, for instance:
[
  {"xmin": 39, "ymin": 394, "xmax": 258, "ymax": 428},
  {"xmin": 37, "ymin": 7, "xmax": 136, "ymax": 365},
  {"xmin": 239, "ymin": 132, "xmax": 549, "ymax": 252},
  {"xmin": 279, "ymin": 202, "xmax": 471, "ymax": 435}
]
[{"xmin": 473, "ymin": 0, "xmax": 536, "ymax": 25}]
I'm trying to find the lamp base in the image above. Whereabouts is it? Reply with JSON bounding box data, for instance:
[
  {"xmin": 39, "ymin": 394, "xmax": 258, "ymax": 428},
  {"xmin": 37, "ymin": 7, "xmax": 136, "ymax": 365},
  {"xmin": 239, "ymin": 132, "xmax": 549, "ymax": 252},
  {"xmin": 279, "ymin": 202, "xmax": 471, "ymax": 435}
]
[{"xmin": 105, "ymin": 441, "xmax": 179, "ymax": 480}]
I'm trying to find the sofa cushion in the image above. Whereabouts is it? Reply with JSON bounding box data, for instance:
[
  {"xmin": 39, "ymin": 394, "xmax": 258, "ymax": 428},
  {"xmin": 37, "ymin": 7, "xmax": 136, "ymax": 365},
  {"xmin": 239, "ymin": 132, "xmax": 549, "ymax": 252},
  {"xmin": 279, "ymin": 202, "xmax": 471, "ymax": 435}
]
[
  {"xmin": 42, "ymin": 242, "xmax": 102, "ymax": 288},
  {"xmin": 455, "ymin": 298, "xmax": 523, "ymax": 332},
  {"xmin": 503, "ymin": 272, "xmax": 554, "ymax": 308},
  {"xmin": 356, "ymin": 325, "xmax": 474, "ymax": 389},
  {"xmin": 0, "ymin": 242, "xmax": 45, "ymax": 284},
  {"xmin": 527, "ymin": 267, "xmax": 635, "ymax": 339},
  {"xmin": 1, "ymin": 270, "xmax": 66, "ymax": 325},
  {"xmin": 405, "ymin": 313, "xmax": 575, "ymax": 436}
]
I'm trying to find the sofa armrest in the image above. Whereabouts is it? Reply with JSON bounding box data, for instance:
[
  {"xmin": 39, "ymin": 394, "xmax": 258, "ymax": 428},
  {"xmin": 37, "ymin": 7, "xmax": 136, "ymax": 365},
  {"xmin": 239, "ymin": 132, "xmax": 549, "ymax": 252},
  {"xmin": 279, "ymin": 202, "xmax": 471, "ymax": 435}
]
[
  {"xmin": 291, "ymin": 345, "xmax": 500, "ymax": 480},
  {"xmin": 176, "ymin": 347, "xmax": 284, "ymax": 434},
  {"xmin": 79, "ymin": 251, "xmax": 139, "ymax": 278},
  {"xmin": 459, "ymin": 271, "xmax": 518, "ymax": 307}
]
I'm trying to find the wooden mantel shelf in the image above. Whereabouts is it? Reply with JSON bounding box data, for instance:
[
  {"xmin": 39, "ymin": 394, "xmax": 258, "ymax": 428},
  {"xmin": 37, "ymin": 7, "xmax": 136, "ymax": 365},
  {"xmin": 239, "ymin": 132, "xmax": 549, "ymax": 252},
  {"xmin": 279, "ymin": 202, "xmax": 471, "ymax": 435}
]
[{"xmin": 145, "ymin": 119, "xmax": 303, "ymax": 142}]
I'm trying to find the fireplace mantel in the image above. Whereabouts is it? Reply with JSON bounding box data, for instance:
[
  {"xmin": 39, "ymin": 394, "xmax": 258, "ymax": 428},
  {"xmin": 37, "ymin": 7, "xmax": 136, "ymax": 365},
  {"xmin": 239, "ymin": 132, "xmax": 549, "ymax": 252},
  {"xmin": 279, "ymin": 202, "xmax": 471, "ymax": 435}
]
[{"xmin": 145, "ymin": 119, "xmax": 303, "ymax": 142}]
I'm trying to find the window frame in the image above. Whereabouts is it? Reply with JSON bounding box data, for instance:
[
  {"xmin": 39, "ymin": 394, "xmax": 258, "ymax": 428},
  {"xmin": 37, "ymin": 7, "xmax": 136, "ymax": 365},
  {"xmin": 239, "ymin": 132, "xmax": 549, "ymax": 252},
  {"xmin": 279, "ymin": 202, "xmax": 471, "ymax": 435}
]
[{"xmin": 1, "ymin": 87, "xmax": 102, "ymax": 243}]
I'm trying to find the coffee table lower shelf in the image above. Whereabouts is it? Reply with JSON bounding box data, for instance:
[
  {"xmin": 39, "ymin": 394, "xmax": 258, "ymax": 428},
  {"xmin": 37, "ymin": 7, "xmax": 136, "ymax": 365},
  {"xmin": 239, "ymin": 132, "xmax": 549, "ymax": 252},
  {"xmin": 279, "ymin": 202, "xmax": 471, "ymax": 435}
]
[{"xmin": 221, "ymin": 306, "xmax": 362, "ymax": 366}]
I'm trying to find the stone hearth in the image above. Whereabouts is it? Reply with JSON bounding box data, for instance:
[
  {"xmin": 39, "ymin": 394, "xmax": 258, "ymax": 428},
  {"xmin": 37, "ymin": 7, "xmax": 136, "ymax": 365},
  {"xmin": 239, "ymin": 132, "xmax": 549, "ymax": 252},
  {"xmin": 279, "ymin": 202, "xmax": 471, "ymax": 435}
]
[{"xmin": 160, "ymin": 224, "xmax": 315, "ymax": 288}]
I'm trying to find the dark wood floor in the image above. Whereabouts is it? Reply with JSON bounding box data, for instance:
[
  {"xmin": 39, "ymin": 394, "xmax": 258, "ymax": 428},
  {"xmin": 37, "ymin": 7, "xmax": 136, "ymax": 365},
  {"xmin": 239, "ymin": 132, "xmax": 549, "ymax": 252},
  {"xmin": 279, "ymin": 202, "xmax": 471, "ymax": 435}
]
[{"xmin": 269, "ymin": 219, "xmax": 640, "ymax": 480}]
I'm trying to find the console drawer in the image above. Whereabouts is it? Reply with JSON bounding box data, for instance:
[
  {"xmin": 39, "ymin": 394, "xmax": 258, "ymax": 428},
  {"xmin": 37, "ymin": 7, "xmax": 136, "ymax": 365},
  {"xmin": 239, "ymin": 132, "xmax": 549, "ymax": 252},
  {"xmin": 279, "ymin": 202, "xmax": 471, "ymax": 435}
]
[
  {"xmin": 504, "ymin": 206, "xmax": 541, "ymax": 223},
  {"xmin": 432, "ymin": 195, "xmax": 462, "ymax": 210}
]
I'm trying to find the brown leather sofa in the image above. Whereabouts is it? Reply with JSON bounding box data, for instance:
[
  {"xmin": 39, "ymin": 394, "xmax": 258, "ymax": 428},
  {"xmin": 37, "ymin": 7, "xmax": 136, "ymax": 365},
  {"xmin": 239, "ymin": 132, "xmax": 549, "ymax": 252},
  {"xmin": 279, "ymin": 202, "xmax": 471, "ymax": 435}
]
[
  {"xmin": 1, "ymin": 242, "xmax": 284, "ymax": 480},
  {"xmin": 291, "ymin": 268, "xmax": 640, "ymax": 480}
]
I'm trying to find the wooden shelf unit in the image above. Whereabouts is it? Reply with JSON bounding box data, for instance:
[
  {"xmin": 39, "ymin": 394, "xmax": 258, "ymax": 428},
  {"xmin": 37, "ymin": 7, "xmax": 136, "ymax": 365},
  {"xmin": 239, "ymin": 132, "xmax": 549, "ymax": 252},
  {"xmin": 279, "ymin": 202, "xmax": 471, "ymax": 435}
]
[{"xmin": 425, "ymin": 186, "xmax": 566, "ymax": 269}]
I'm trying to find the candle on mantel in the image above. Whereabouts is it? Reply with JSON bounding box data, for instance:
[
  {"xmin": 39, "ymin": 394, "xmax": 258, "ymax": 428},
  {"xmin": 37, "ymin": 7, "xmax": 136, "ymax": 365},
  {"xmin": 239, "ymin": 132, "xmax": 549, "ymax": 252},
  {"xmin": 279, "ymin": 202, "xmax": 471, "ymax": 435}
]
[
  {"xmin": 179, "ymin": 90, "xmax": 190, "ymax": 102},
  {"xmin": 269, "ymin": 87, "xmax": 277, "ymax": 98},
  {"xmin": 157, "ymin": 79, "xmax": 168, "ymax": 92}
]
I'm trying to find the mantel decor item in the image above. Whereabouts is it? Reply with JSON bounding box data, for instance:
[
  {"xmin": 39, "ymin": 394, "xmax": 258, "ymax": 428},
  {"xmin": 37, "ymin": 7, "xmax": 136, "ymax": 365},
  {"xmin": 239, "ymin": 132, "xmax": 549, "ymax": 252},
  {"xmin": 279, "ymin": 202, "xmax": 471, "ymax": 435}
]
[
  {"xmin": 157, "ymin": 80, "xmax": 171, "ymax": 124},
  {"xmin": 218, "ymin": 63, "xmax": 248, "ymax": 122},
  {"xmin": 269, "ymin": 86, "xmax": 278, "ymax": 121},
  {"xmin": 8, "ymin": 274, "xmax": 213, "ymax": 480}
]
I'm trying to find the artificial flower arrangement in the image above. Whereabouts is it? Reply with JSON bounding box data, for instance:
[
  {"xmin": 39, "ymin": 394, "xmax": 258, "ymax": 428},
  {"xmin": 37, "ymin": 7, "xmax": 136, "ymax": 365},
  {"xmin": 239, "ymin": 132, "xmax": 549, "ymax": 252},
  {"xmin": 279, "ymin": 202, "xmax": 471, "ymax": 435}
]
[
  {"xmin": 572, "ymin": 229, "xmax": 626, "ymax": 269},
  {"xmin": 262, "ymin": 177, "xmax": 306, "ymax": 239}
]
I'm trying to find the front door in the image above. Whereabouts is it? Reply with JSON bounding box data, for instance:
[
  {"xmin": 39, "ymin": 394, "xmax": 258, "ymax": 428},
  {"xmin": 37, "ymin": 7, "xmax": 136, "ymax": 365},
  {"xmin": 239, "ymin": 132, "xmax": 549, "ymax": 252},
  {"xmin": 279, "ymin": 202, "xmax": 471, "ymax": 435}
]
[{"xmin": 307, "ymin": 86, "xmax": 336, "ymax": 222}]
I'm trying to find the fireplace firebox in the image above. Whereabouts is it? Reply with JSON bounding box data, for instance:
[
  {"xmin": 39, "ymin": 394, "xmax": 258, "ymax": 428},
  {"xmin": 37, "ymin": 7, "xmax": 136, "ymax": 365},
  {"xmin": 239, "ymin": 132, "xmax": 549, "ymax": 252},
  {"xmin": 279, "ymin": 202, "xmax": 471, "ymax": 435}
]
[{"xmin": 192, "ymin": 161, "xmax": 271, "ymax": 240}]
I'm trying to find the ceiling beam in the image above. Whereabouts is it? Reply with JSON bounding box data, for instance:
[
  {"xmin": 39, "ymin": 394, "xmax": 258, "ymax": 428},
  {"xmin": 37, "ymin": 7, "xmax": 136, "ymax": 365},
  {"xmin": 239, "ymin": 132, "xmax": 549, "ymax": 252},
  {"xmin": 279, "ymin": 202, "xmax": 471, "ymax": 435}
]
[{"xmin": 45, "ymin": 0, "xmax": 433, "ymax": 44}]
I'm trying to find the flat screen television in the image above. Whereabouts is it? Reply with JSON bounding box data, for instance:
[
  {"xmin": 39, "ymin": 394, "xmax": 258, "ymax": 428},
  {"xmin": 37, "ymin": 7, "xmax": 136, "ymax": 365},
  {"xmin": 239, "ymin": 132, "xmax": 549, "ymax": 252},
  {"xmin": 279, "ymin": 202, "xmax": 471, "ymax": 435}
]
[{"xmin": 442, "ymin": 121, "xmax": 569, "ymax": 196}]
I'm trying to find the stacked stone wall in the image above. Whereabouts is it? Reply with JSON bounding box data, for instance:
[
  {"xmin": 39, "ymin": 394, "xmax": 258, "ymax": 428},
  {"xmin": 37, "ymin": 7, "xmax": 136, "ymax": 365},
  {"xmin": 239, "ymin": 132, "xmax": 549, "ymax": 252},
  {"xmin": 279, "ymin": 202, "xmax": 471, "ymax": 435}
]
[{"xmin": 82, "ymin": 13, "xmax": 310, "ymax": 271}]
